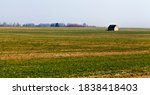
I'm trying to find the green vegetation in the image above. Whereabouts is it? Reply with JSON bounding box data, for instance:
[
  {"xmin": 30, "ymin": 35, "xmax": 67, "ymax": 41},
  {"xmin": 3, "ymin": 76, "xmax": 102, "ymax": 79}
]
[{"xmin": 0, "ymin": 27, "xmax": 150, "ymax": 78}]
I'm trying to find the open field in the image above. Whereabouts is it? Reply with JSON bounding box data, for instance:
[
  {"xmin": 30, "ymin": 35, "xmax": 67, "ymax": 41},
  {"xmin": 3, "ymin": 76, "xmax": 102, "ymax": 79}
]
[{"xmin": 0, "ymin": 27, "xmax": 150, "ymax": 78}]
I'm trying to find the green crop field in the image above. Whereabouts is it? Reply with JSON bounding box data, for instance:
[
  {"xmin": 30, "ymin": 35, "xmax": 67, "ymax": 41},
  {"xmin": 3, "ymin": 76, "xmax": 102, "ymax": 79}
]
[{"xmin": 0, "ymin": 27, "xmax": 150, "ymax": 78}]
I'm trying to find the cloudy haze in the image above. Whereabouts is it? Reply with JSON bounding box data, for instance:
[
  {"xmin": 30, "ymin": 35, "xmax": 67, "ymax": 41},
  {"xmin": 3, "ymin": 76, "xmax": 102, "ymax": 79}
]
[{"xmin": 0, "ymin": 0, "xmax": 150, "ymax": 27}]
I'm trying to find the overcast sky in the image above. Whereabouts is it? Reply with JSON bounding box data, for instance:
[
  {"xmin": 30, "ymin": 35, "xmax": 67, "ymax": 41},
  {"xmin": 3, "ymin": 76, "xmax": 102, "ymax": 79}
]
[{"xmin": 0, "ymin": 0, "xmax": 150, "ymax": 27}]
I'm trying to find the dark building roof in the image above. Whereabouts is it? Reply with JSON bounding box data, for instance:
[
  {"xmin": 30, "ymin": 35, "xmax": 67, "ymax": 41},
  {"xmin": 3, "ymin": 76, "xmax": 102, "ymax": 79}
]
[{"xmin": 108, "ymin": 25, "xmax": 117, "ymax": 31}]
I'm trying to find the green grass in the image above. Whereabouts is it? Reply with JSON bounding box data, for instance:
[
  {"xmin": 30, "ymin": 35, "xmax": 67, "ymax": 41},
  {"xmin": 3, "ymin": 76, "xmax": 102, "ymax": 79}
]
[
  {"xmin": 0, "ymin": 27, "xmax": 150, "ymax": 78},
  {"xmin": 0, "ymin": 54, "xmax": 150, "ymax": 78}
]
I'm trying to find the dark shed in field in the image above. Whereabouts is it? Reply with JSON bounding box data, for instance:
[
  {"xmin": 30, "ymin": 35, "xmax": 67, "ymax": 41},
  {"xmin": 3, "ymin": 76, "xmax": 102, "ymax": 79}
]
[{"xmin": 107, "ymin": 25, "xmax": 119, "ymax": 31}]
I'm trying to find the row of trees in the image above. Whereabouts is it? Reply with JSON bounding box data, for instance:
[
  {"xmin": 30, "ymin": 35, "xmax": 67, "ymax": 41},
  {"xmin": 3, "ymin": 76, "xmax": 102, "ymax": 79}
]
[
  {"xmin": 0, "ymin": 22, "xmax": 21, "ymax": 27},
  {"xmin": 0, "ymin": 22, "xmax": 95, "ymax": 27}
]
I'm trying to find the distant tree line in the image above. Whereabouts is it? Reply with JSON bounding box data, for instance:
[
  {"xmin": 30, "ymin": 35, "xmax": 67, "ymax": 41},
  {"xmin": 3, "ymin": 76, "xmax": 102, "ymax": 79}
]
[
  {"xmin": 0, "ymin": 22, "xmax": 21, "ymax": 27},
  {"xmin": 0, "ymin": 22, "xmax": 96, "ymax": 27}
]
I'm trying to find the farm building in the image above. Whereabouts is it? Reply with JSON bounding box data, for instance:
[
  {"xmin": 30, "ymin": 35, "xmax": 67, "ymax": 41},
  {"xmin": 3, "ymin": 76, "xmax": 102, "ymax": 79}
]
[{"xmin": 107, "ymin": 25, "xmax": 119, "ymax": 31}]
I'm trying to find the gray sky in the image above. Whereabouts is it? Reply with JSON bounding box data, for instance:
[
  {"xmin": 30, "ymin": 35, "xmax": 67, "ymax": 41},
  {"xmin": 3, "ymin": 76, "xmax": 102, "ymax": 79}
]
[{"xmin": 0, "ymin": 0, "xmax": 150, "ymax": 27}]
